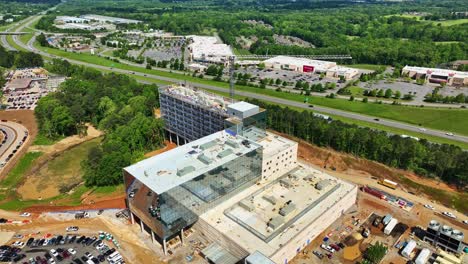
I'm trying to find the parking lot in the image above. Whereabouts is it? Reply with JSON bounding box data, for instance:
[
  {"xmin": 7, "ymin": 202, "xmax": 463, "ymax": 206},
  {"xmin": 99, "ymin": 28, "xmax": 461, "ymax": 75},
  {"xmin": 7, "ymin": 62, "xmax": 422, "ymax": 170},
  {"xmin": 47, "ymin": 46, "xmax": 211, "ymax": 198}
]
[
  {"xmin": 5, "ymin": 90, "xmax": 49, "ymax": 111},
  {"xmin": 0, "ymin": 229, "xmax": 124, "ymax": 264}
]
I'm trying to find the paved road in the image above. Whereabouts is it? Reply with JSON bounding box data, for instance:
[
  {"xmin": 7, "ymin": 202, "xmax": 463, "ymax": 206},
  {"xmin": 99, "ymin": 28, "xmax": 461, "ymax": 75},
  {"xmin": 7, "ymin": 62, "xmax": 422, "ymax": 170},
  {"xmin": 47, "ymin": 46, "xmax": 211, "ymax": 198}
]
[
  {"xmin": 10, "ymin": 16, "xmax": 468, "ymax": 145},
  {"xmin": 0, "ymin": 121, "xmax": 29, "ymax": 170}
]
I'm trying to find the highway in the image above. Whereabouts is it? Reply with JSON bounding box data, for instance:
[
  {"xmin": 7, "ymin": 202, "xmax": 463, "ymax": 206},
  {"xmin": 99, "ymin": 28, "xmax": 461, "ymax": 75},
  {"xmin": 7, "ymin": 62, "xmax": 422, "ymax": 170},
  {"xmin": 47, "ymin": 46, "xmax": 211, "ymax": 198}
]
[{"xmin": 6, "ymin": 15, "xmax": 468, "ymax": 145}]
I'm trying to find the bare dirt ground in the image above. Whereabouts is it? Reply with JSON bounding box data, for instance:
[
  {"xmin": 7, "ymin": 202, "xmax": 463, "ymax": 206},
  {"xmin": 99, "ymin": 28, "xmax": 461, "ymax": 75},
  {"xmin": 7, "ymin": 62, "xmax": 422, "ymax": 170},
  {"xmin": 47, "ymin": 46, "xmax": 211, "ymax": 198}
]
[
  {"xmin": 28, "ymin": 125, "xmax": 103, "ymax": 155},
  {"xmin": 24, "ymin": 195, "xmax": 126, "ymax": 213},
  {"xmin": 0, "ymin": 110, "xmax": 38, "ymax": 179}
]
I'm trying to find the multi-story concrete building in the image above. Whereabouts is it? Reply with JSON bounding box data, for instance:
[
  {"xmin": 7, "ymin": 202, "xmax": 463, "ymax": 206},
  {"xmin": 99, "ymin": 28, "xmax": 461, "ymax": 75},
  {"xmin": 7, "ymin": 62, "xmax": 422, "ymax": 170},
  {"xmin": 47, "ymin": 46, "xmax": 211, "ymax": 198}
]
[
  {"xmin": 424, "ymin": 220, "xmax": 465, "ymax": 253},
  {"xmin": 159, "ymin": 85, "xmax": 266, "ymax": 144}
]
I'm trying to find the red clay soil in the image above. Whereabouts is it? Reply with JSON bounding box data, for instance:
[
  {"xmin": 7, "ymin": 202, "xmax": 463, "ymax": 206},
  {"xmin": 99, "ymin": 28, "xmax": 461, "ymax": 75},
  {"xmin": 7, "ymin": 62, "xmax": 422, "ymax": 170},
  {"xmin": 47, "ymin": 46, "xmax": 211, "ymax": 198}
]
[
  {"xmin": 25, "ymin": 195, "xmax": 126, "ymax": 213},
  {"xmin": 144, "ymin": 140, "xmax": 176, "ymax": 157},
  {"xmin": 275, "ymin": 131, "xmax": 458, "ymax": 193}
]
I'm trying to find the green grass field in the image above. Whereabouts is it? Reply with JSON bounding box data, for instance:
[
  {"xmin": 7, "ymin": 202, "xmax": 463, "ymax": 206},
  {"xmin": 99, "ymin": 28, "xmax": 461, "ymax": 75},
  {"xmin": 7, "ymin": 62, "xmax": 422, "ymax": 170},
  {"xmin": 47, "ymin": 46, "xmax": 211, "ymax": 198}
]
[
  {"xmin": 233, "ymin": 48, "xmax": 252, "ymax": 55},
  {"xmin": 347, "ymin": 64, "xmax": 387, "ymax": 71},
  {"xmin": 435, "ymin": 18, "xmax": 468, "ymax": 27},
  {"xmin": 0, "ymin": 152, "xmax": 42, "ymax": 191}
]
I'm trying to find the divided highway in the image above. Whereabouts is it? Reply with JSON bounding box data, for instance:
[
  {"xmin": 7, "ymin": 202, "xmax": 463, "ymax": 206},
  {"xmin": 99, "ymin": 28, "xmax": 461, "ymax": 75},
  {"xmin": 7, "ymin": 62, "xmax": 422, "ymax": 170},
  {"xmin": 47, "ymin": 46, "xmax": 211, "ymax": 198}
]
[{"xmin": 7, "ymin": 15, "xmax": 468, "ymax": 145}]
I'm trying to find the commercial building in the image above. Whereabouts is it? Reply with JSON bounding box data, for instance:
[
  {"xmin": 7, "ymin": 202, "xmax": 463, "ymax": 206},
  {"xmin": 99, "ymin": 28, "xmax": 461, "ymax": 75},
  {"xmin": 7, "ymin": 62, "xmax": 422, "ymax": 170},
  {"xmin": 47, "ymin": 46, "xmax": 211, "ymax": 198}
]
[
  {"xmin": 124, "ymin": 130, "xmax": 263, "ymax": 253},
  {"xmin": 402, "ymin": 66, "xmax": 468, "ymax": 86},
  {"xmin": 424, "ymin": 220, "xmax": 465, "ymax": 253},
  {"xmin": 54, "ymin": 16, "xmax": 90, "ymax": 24},
  {"xmin": 263, "ymin": 56, "xmax": 359, "ymax": 80},
  {"xmin": 124, "ymin": 88, "xmax": 357, "ymax": 263},
  {"xmin": 188, "ymin": 36, "xmax": 233, "ymax": 64},
  {"xmin": 81, "ymin": 14, "xmax": 141, "ymax": 24}
]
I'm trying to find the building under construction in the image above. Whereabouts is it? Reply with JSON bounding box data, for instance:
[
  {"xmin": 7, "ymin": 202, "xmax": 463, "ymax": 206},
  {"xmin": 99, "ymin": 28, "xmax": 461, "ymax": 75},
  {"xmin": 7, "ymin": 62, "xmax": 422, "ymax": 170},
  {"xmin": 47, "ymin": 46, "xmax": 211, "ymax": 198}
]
[{"xmin": 159, "ymin": 85, "xmax": 266, "ymax": 144}]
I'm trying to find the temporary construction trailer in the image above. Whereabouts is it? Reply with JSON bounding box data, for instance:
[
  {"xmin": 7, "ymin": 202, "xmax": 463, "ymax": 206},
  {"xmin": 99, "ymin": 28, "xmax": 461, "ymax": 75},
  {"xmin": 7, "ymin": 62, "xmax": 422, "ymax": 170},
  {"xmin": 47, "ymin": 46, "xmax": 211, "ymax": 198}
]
[
  {"xmin": 384, "ymin": 218, "xmax": 398, "ymax": 235},
  {"xmin": 401, "ymin": 240, "xmax": 417, "ymax": 258},
  {"xmin": 415, "ymin": 248, "xmax": 431, "ymax": 264}
]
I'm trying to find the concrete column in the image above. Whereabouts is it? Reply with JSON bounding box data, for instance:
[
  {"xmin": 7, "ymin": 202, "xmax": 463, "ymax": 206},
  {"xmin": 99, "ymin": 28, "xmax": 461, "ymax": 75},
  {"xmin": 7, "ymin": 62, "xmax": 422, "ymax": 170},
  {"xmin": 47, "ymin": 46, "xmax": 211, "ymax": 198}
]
[
  {"xmin": 130, "ymin": 211, "xmax": 135, "ymax": 225},
  {"xmin": 163, "ymin": 238, "xmax": 167, "ymax": 255},
  {"xmin": 176, "ymin": 135, "xmax": 180, "ymax": 146},
  {"xmin": 169, "ymin": 132, "xmax": 172, "ymax": 143},
  {"xmin": 140, "ymin": 219, "xmax": 144, "ymax": 233},
  {"xmin": 151, "ymin": 231, "xmax": 155, "ymax": 243},
  {"xmin": 180, "ymin": 229, "xmax": 184, "ymax": 245}
]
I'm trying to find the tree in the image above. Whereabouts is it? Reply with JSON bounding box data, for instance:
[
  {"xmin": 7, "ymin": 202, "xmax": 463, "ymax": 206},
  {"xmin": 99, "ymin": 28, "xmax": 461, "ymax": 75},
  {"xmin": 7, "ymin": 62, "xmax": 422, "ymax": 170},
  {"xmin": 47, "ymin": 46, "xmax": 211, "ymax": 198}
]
[
  {"xmin": 36, "ymin": 33, "xmax": 49, "ymax": 47},
  {"xmin": 384, "ymin": 89, "xmax": 393, "ymax": 98},
  {"xmin": 362, "ymin": 97, "xmax": 368, "ymax": 103},
  {"xmin": 349, "ymin": 95, "xmax": 355, "ymax": 101},
  {"xmin": 364, "ymin": 242, "xmax": 387, "ymax": 264},
  {"xmin": 394, "ymin": 90, "xmax": 401, "ymax": 99},
  {"xmin": 377, "ymin": 89, "xmax": 384, "ymax": 97}
]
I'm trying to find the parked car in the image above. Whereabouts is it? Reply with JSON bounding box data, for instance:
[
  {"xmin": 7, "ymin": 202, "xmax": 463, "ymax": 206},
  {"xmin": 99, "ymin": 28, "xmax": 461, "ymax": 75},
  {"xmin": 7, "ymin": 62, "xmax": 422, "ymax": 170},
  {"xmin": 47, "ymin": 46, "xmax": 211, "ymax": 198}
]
[
  {"xmin": 320, "ymin": 244, "xmax": 335, "ymax": 253},
  {"xmin": 19, "ymin": 212, "xmax": 30, "ymax": 217},
  {"xmin": 312, "ymin": 251, "xmax": 323, "ymax": 259}
]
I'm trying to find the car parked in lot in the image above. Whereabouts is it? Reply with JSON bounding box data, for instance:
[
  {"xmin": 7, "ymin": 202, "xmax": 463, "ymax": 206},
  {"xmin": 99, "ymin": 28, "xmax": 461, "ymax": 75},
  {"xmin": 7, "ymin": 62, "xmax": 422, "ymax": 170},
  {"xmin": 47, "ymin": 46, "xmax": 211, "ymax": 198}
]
[
  {"xmin": 312, "ymin": 250, "xmax": 323, "ymax": 259},
  {"xmin": 320, "ymin": 244, "xmax": 335, "ymax": 253}
]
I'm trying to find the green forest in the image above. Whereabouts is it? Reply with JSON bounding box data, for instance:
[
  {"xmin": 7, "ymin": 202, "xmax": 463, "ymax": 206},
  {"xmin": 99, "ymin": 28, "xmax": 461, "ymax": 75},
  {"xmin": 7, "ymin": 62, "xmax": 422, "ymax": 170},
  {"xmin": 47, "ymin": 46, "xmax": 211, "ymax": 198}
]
[
  {"xmin": 46, "ymin": 0, "xmax": 468, "ymax": 66},
  {"xmin": 246, "ymin": 98, "xmax": 467, "ymax": 190},
  {"xmin": 35, "ymin": 59, "xmax": 165, "ymax": 186}
]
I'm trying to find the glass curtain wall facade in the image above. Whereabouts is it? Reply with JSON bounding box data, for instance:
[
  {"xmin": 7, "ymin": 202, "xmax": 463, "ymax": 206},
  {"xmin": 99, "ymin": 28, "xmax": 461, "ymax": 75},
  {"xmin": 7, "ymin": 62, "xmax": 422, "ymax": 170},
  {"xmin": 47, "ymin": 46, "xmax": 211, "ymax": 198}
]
[{"xmin": 124, "ymin": 146, "xmax": 262, "ymax": 242}]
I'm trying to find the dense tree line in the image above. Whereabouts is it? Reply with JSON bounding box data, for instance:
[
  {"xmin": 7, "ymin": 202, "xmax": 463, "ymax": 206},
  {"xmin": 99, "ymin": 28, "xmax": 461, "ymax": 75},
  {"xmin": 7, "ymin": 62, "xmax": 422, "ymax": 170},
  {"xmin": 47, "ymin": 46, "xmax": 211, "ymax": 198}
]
[
  {"xmin": 35, "ymin": 59, "xmax": 165, "ymax": 186},
  {"xmin": 246, "ymin": 98, "xmax": 468, "ymax": 190},
  {"xmin": 0, "ymin": 45, "xmax": 44, "ymax": 68}
]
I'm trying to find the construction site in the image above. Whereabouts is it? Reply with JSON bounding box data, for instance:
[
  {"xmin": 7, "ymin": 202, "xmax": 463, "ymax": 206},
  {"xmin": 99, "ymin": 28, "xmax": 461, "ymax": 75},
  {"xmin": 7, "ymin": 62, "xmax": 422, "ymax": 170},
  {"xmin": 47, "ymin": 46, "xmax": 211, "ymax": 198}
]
[{"xmin": 123, "ymin": 85, "xmax": 358, "ymax": 264}]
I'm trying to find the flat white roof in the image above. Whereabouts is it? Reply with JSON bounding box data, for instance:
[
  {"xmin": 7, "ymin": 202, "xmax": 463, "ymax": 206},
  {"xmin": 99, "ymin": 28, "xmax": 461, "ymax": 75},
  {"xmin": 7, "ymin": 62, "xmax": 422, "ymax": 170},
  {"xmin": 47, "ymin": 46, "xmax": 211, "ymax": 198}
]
[
  {"xmin": 327, "ymin": 66, "xmax": 359, "ymax": 75},
  {"xmin": 264, "ymin": 56, "xmax": 336, "ymax": 71},
  {"xmin": 124, "ymin": 130, "xmax": 261, "ymax": 194},
  {"xmin": 188, "ymin": 35, "xmax": 233, "ymax": 61},
  {"xmin": 256, "ymin": 132, "xmax": 297, "ymax": 159},
  {"xmin": 228, "ymin": 101, "xmax": 258, "ymax": 113},
  {"xmin": 81, "ymin": 14, "xmax": 141, "ymax": 24}
]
